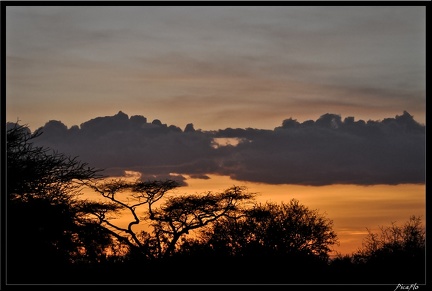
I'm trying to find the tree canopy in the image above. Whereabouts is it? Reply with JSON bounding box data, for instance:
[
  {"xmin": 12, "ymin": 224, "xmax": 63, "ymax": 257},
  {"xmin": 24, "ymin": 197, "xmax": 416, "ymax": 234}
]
[
  {"xmin": 5, "ymin": 122, "xmax": 425, "ymax": 285},
  {"xmin": 6, "ymin": 123, "xmax": 116, "ymax": 283}
]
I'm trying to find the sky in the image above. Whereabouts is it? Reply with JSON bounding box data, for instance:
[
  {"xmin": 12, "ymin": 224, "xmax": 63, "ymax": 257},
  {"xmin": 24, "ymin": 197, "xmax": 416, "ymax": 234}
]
[
  {"xmin": 5, "ymin": 5, "xmax": 427, "ymax": 256},
  {"xmin": 6, "ymin": 5, "xmax": 426, "ymax": 131}
]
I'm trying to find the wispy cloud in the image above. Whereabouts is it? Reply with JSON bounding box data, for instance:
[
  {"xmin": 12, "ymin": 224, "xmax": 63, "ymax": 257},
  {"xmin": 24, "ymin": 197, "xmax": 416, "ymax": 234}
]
[{"xmin": 6, "ymin": 6, "xmax": 426, "ymax": 131}]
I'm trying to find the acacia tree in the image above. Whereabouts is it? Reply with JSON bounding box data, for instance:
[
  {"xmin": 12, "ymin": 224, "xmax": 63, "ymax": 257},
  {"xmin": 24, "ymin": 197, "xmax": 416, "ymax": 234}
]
[
  {"xmin": 88, "ymin": 179, "xmax": 256, "ymax": 260},
  {"xmin": 6, "ymin": 123, "xmax": 120, "ymax": 282},
  {"xmin": 151, "ymin": 185, "xmax": 254, "ymax": 258}
]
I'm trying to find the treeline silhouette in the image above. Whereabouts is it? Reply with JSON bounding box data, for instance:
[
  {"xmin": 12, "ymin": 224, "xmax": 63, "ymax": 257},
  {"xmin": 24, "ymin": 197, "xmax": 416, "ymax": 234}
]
[{"xmin": 6, "ymin": 123, "xmax": 425, "ymax": 285}]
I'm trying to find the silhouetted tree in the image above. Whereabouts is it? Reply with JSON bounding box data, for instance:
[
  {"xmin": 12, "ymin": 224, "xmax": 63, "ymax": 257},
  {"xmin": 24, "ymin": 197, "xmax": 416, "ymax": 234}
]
[
  {"xmin": 6, "ymin": 122, "xmax": 120, "ymax": 283},
  {"xmin": 88, "ymin": 179, "xmax": 256, "ymax": 262},
  {"xmin": 177, "ymin": 199, "xmax": 338, "ymax": 283},
  {"xmin": 351, "ymin": 215, "xmax": 425, "ymax": 283},
  {"xmin": 10, "ymin": 120, "xmax": 424, "ymax": 284},
  {"xmin": 195, "ymin": 199, "xmax": 338, "ymax": 257}
]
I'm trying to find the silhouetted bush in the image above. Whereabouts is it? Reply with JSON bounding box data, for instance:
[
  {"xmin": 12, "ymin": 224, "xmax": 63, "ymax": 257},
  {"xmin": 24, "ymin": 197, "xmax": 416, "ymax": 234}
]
[
  {"xmin": 6, "ymin": 123, "xmax": 114, "ymax": 283},
  {"xmin": 351, "ymin": 215, "xmax": 426, "ymax": 284},
  {"xmin": 6, "ymin": 122, "xmax": 425, "ymax": 285}
]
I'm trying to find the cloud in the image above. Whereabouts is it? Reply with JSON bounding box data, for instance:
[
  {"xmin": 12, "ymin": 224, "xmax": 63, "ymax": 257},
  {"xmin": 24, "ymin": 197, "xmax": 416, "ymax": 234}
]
[
  {"xmin": 218, "ymin": 112, "xmax": 425, "ymax": 186},
  {"xmin": 16, "ymin": 110, "xmax": 424, "ymax": 187}
]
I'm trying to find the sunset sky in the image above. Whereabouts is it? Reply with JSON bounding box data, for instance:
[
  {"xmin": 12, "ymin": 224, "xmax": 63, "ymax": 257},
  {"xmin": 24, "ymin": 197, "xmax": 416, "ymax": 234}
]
[
  {"xmin": 6, "ymin": 5, "xmax": 425, "ymax": 131},
  {"xmin": 5, "ymin": 5, "xmax": 426, "ymax": 256}
]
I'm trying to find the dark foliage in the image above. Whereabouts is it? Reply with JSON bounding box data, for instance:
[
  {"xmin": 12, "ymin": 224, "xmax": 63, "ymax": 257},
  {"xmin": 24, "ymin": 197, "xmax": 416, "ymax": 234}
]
[
  {"xmin": 6, "ymin": 123, "xmax": 116, "ymax": 283},
  {"xmin": 5, "ymin": 122, "xmax": 426, "ymax": 285}
]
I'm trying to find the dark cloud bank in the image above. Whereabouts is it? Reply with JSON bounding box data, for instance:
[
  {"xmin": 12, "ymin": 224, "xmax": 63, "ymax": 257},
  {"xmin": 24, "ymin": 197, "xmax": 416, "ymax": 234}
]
[{"xmin": 9, "ymin": 111, "xmax": 425, "ymax": 187}]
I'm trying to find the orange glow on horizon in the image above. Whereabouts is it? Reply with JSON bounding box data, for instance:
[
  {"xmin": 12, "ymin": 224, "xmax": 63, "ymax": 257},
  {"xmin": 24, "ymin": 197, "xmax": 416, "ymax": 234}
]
[
  {"xmin": 81, "ymin": 173, "xmax": 425, "ymax": 257},
  {"xmin": 178, "ymin": 175, "xmax": 425, "ymax": 256}
]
